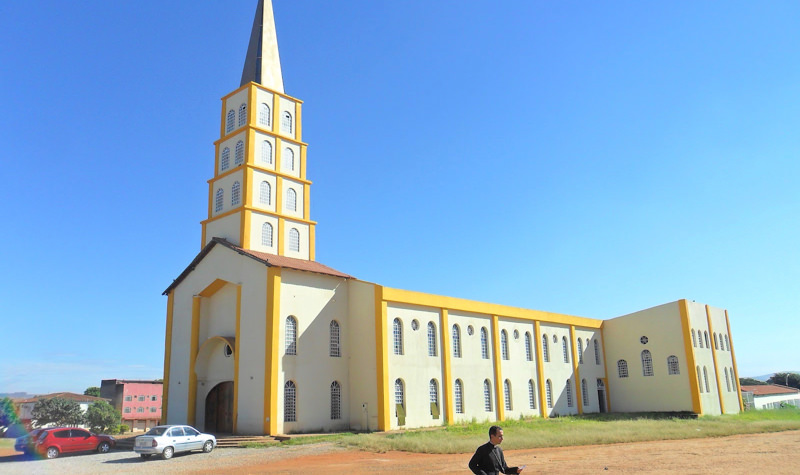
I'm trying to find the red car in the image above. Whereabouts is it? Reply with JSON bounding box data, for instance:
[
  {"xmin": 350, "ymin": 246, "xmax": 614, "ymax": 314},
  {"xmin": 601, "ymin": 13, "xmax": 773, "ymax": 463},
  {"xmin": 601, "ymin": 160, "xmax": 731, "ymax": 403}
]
[{"xmin": 32, "ymin": 427, "xmax": 115, "ymax": 459}]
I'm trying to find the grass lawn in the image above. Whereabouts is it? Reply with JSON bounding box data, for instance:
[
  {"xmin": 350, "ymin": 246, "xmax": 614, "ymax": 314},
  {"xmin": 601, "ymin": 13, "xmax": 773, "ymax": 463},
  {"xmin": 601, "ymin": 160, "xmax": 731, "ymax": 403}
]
[{"xmin": 244, "ymin": 408, "xmax": 800, "ymax": 454}]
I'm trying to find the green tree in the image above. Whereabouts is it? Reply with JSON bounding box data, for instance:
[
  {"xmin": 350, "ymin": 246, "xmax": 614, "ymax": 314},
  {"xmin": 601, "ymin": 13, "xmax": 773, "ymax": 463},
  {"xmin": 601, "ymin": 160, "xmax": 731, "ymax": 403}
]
[
  {"xmin": 84, "ymin": 401, "xmax": 121, "ymax": 434},
  {"xmin": 739, "ymin": 377, "xmax": 767, "ymax": 386},
  {"xmin": 31, "ymin": 398, "xmax": 84, "ymax": 427},
  {"xmin": 0, "ymin": 397, "xmax": 21, "ymax": 432},
  {"xmin": 767, "ymin": 372, "xmax": 800, "ymax": 390},
  {"xmin": 84, "ymin": 387, "xmax": 101, "ymax": 397}
]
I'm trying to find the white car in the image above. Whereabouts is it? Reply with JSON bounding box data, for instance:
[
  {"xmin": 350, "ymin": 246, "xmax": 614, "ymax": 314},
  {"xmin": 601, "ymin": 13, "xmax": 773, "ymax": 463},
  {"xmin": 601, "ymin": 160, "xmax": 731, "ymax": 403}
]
[{"xmin": 134, "ymin": 425, "xmax": 215, "ymax": 460}]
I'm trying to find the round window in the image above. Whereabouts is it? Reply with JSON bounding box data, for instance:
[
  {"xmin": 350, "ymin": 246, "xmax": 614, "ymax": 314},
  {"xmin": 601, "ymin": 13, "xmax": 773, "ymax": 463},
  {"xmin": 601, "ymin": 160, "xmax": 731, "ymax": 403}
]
[
  {"xmin": 467, "ymin": 325, "xmax": 474, "ymax": 336},
  {"xmin": 411, "ymin": 319, "xmax": 420, "ymax": 331},
  {"xmin": 223, "ymin": 344, "xmax": 233, "ymax": 357},
  {"xmin": 640, "ymin": 336, "xmax": 649, "ymax": 345}
]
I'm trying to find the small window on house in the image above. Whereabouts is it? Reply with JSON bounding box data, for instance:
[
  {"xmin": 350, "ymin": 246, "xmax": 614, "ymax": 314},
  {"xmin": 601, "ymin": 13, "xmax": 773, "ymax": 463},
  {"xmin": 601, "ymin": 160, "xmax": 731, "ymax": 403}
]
[
  {"xmin": 618, "ymin": 359, "xmax": 628, "ymax": 378},
  {"xmin": 525, "ymin": 332, "xmax": 533, "ymax": 361},
  {"xmin": 149, "ymin": 407, "xmax": 157, "ymax": 413},
  {"xmin": 138, "ymin": 395, "xmax": 146, "ymax": 402},
  {"xmin": 411, "ymin": 319, "xmax": 419, "ymax": 331},
  {"xmin": 223, "ymin": 344, "xmax": 233, "ymax": 357},
  {"xmin": 124, "ymin": 407, "xmax": 131, "ymax": 413},
  {"xmin": 288, "ymin": 228, "xmax": 300, "ymax": 252},
  {"xmin": 393, "ymin": 318, "xmax": 403, "ymax": 355},
  {"xmin": 528, "ymin": 380, "xmax": 536, "ymax": 409},
  {"xmin": 667, "ymin": 355, "xmax": 680, "ymax": 375},
  {"xmin": 286, "ymin": 188, "xmax": 297, "ymax": 211},
  {"xmin": 452, "ymin": 324, "xmax": 462, "ymax": 358},
  {"xmin": 124, "ymin": 395, "xmax": 132, "ymax": 402},
  {"xmin": 546, "ymin": 379, "xmax": 553, "ymax": 408},
  {"xmin": 480, "ymin": 327, "xmax": 489, "ymax": 359},
  {"xmin": 501, "ymin": 330, "xmax": 509, "ymax": 360},
  {"xmin": 238, "ymin": 103, "xmax": 247, "ymax": 127},
  {"xmin": 283, "ymin": 147, "xmax": 295, "ymax": 171},
  {"xmin": 261, "ymin": 140, "xmax": 273, "ymax": 165},
  {"xmin": 455, "ymin": 379, "xmax": 464, "ymax": 414},
  {"xmin": 483, "ymin": 380, "xmax": 492, "ymax": 412},
  {"xmin": 259, "ymin": 102, "xmax": 271, "ymax": 127},
  {"xmin": 285, "ymin": 316, "xmax": 297, "ymax": 355},
  {"xmin": 577, "ymin": 338, "xmax": 584, "ymax": 364},
  {"xmin": 642, "ymin": 350, "xmax": 654, "ymax": 377},
  {"xmin": 330, "ymin": 320, "xmax": 341, "ymax": 357},
  {"xmin": 261, "ymin": 222, "xmax": 273, "ymax": 247},
  {"xmin": 137, "ymin": 407, "xmax": 144, "ymax": 413},
  {"xmin": 226, "ymin": 110, "xmax": 235, "ymax": 134},
  {"xmin": 566, "ymin": 379, "xmax": 574, "ymax": 407},
  {"xmin": 562, "ymin": 336, "xmax": 570, "ymax": 363},
  {"xmin": 513, "ymin": 329, "xmax": 519, "ymax": 339},
  {"xmin": 504, "ymin": 379, "xmax": 513, "ymax": 411},
  {"xmin": 235, "ymin": 141, "xmax": 244, "ymax": 166},
  {"xmin": 221, "ymin": 147, "xmax": 230, "ymax": 171},
  {"xmin": 542, "ymin": 334, "xmax": 550, "ymax": 362},
  {"xmin": 467, "ymin": 325, "xmax": 474, "ymax": 336},
  {"xmin": 231, "ymin": 181, "xmax": 241, "ymax": 206},
  {"xmin": 151, "ymin": 395, "xmax": 158, "ymax": 401},
  {"xmin": 259, "ymin": 181, "xmax": 271, "ymax": 205},
  {"xmin": 330, "ymin": 381, "xmax": 341, "ymax": 420},
  {"xmin": 284, "ymin": 381, "xmax": 296, "ymax": 422},
  {"xmin": 427, "ymin": 322, "xmax": 437, "ymax": 357},
  {"xmin": 282, "ymin": 111, "xmax": 293, "ymax": 134}
]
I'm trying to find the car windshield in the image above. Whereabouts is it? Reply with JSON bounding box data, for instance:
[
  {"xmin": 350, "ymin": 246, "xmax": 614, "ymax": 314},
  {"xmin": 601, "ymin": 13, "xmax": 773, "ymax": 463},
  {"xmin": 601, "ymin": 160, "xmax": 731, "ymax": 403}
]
[{"xmin": 145, "ymin": 427, "xmax": 168, "ymax": 436}]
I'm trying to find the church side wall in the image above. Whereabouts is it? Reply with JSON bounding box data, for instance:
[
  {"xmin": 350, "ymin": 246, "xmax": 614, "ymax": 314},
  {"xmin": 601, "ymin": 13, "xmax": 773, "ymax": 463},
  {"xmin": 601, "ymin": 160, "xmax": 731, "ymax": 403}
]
[
  {"xmin": 539, "ymin": 323, "xmax": 577, "ymax": 416},
  {"xmin": 346, "ymin": 280, "xmax": 379, "ymax": 431},
  {"xmin": 497, "ymin": 319, "xmax": 539, "ymax": 419},
  {"xmin": 204, "ymin": 213, "xmax": 242, "ymax": 247},
  {"xmin": 572, "ymin": 327, "xmax": 607, "ymax": 414}
]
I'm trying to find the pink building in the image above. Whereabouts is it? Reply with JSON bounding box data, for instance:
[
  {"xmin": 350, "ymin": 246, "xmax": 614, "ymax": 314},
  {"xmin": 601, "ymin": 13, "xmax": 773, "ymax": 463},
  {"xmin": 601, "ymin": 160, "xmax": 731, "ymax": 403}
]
[{"xmin": 100, "ymin": 380, "xmax": 163, "ymax": 431}]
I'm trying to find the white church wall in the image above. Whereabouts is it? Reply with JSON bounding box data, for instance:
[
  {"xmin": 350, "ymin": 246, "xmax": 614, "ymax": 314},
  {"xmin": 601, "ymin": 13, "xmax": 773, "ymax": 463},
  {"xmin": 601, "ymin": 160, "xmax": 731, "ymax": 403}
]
[
  {"xmin": 447, "ymin": 311, "xmax": 496, "ymax": 424},
  {"xmin": 573, "ymin": 328, "xmax": 606, "ymax": 413},
  {"xmin": 199, "ymin": 283, "xmax": 237, "ymax": 342},
  {"xmin": 497, "ymin": 319, "xmax": 539, "ymax": 419},
  {"xmin": 705, "ymin": 305, "xmax": 740, "ymax": 414},
  {"xmin": 254, "ymin": 88, "xmax": 275, "ymax": 131},
  {"xmin": 604, "ymin": 302, "xmax": 694, "ymax": 413},
  {"xmin": 277, "ymin": 270, "xmax": 350, "ymax": 434},
  {"xmin": 250, "ymin": 168, "xmax": 278, "ymax": 213},
  {"xmin": 253, "ymin": 132, "xmax": 276, "ymax": 169},
  {"xmin": 345, "ymin": 280, "xmax": 378, "ymax": 431},
  {"xmin": 204, "ymin": 213, "xmax": 241, "ymax": 246},
  {"xmin": 278, "ymin": 142, "xmax": 301, "ymax": 178},
  {"xmin": 282, "ymin": 220, "xmax": 309, "ymax": 260},
  {"xmin": 166, "ymin": 286, "xmax": 193, "ymax": 424},
  {"xmin": 278, "ymin": 96, "xmax": 297, "ymax": 140},
  {"xmin": 386, "ymin": 303, "xmax": 445, "ymax": 430},
  {"xmin": 539, "ymin": 323, "xmax": 577, "ymax": 416},
  {"xmin": 217, "ymin": 131, "xmax": 248, "ymax": 174},
  {"xmin": 281, "ymin": 178, "xmax": 304, "ymax": 218},
  {"xmin": 247, "ymin": 211, "xmax": 279, "ymax": 254},
  {"xmin": 223, "ymin": 89, "xmax": 250, "ymax": 133}
]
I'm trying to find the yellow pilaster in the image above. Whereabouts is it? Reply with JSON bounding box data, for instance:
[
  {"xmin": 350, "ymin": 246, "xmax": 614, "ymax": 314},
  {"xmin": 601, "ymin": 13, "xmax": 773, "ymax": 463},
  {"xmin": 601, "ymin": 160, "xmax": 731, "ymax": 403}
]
[
  {"xmin": 374, "ymin": 286, "xmax": 390, "ymax": 431},
  {"xmin": 303, "ymin": 181, "xmax": 310, "ymax": 221},
  {"xmin": 300, "ymin": 145, "xmax": 307, "ymax": 181},
  {"xmin": 725, "ymin": 310, "xmax": 744, "ymax": 412},
  {"xmin": 161, "ymin": 291, "xmax": 174, "ymax": 424},
  {"xmin": 440, "ymin": 309, "xmax": 453, "ymax": 424},
  {"xmin": 295, "ymin": 102, "xmax": 302, "ymax": 141},
  {"xmin": 309, "ymin": 225, "xmax": 316, "ymax": 261},
  {"xmin": 272, "ymin": 92, "xmax": 280, "ymax": 134},
  {"xmin": 275, "ymin": 137, "xmax": 282, "ymax": 173},
  {"xmin": 220, "ymin": 99, "xmax": 227, "ymax": 138},
  {"xmin": 534, "ymin": 321, "xmax": 547, "ymax": 418},
  {"xmin": 247, "ymin": 84, "xmax": 257, "ymax": 127},
  {"xmin": 569, "ymin": 325, "xmax": 583, "ymax": 414},
  {"xmin": 705, "ymin": 305, "xmax": 725, "ymax": 414},
  {"xmin": 264, "ymin": 267, "xmax": 281, "ymax": 435},
  {"xmin": 491, "ymin": 315, "xmax": 504, "ymax": 420},
  {"xmin": 277, "ymin": 217, "xmax": 285, "ymax": 255},
  {"xmin": 679, "ymin": 299, "xmax": 703, "ymax": 415},
  {"xmin": 188, "ymin": 296, "xmax": 201, "ymax": 426}
]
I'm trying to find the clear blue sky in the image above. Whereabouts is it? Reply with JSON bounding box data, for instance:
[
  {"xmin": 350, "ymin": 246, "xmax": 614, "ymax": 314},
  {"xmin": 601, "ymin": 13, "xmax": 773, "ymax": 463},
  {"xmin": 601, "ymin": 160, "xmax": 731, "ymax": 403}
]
[{"xmin": 2, "ymin": 0, "xmax": 798, "ymax": 395}]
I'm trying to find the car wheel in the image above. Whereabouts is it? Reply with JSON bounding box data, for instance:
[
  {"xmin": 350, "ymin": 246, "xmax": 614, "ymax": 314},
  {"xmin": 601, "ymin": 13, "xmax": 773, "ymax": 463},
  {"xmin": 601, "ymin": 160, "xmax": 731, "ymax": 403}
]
[
  {"xmin": 46, "ymin": 447, "xmax": 59, "ymax": 459},
  {"xmin": 162, "ymin": 446, "xmax": 174, "ymax": 460},
  {"xmin": 202, "ymin": 440, "xmax": 214, "ymax": 453},
  {"xmin": 97, "ymin": 441, "xmax": 111, "ymax": 453},
  {"xmin": 140, "ymin": 454, "xmax": 152, "ymax": 460}
]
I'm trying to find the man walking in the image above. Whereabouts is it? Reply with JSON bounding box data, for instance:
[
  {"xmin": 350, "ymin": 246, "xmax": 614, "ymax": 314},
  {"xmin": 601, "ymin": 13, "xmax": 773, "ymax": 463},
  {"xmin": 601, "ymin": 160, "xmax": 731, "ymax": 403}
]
[{"xmin": 468, "ymin": 425, "xmax": 524, "ymax": 475}]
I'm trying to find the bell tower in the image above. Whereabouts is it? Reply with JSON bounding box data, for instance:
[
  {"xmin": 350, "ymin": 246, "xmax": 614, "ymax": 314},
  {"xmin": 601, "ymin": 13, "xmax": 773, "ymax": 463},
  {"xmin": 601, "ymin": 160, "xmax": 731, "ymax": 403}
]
[{"xmin": 200, "ymin": 0, "xmax": 315, "ymax": 260}]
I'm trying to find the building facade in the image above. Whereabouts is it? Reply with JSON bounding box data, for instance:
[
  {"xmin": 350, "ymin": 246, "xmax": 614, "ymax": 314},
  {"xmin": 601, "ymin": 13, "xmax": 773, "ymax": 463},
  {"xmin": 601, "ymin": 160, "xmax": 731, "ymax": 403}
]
[
  {"xmin": 162, "ymin": 0, "xmax": 744, "ymax": 435},
  {"xmin": 16, "ymin": 392, "xmax": 108, "ymax": 429},
  {"xmin": 100, "ymin": 380, "xmax": 163, "ymax": 431}
]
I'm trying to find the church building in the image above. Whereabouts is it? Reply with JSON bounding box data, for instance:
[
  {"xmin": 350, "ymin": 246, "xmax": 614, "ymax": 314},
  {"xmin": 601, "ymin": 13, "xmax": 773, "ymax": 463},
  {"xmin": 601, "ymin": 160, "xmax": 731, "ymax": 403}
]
[{"xmin": 161, "ymin": 0, "xmax": 744, "ymax": 435}]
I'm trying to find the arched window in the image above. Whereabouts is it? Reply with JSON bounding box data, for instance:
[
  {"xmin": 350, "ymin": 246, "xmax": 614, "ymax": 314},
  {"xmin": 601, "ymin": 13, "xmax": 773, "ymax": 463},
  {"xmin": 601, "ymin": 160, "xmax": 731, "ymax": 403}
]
[
  {"xmin": 577, "ymin": 338, "xmax": 584, "ymax": 364},
  {"xmin": 618, "ymin": 359, "xmax": 628, "ymax": 378},
  {"xmin": 455, "ymin": 379, "xmax": 464, "ymax": 414},
  {"xmin": 452, "ymin": 325, "xmax": 461, "ymax": 358},
  {"xmin": 259, "ymin": 181, "xmax": 271, "ymax": 205},
  {"xmin": 483, "ymin": 380, "xmax": 492, "ymax": 412},
  {"xmin": 703, "ymin": 366, "xmax": 710, "ymax": 393},
  {"xmin": 566, "ymin": 379, "xmax": 574, "ymax": 407},
  {"xmin": 724, "ymin": 335, "xmax": 730, "ymax": 351},
  {"xmin": 525, "ymin": 332, "xmax": 533, "ymax": 361},
  {"xmin": 562, "ymin": 336, "xmax": 570, "ymax": 363},
  {"xmin": 427, "ymin": 322, "xmax": 437, "ymax": 357},
  {"xmin": 581, "ymin": 378, "xmax": 589, "ymax": 407},
  {"xmin": 226, "ymin": 110, "xmax": 235, "ymax": 134},
  {"xmin": 394, "ymin": 379, "xmax": 405, "ymax": 424},
  {"xmin": 288, "ymin": 228, "xmax": 300, "ymax": 252},
  {"xmin": 542, "ymin": 335, "xmax": 550, "ymax": 362},
  {"xmin": 235, "ymin": 141, "xmax": 244, "ymax": 166},
  {"xmin": 238, "ymin": 103, "xmax": 247, "ymax": 127},
  {"xmin": 286, "ymin": 188, "xmax": 297, "ymax": 211},
  {"xmin": 641, "ymin": 350, "xmax": 654, "ymax": 376},
  {"xmin": 697, "ymin": 366, "xmax": 703, "ymax": 392},
  {"xmin": 261, "ymin": 222, "xmax": 273, "ymax": 247},
  {"xmin": 330, "ymin": 381, "xmax": 341, "ymax": 420},
  {"xmin": 429, "ymin": 379, "xmax": 439, "ymax": 416},
  {"xmin": 667, "ymin": 355, "xmax": 680, "ymax": 375},
  {"xmin": 724, "ymin": 368, "xmax": 731, "ymax": 392},
  {"xmin": 713, "ymin": 333, "xmax": 718, "ymax": 350},
  {"xmin": 231, "ymin": 181, "xmax": 241, "ymax": 206},
  {"xmin": 392, "ymin": 318, "xmax": 403, "ymax": 355},
  {"xmin": 221, "ymin": 147, "xmax": 230, "ymax": 171},
  {"xmin": 546, "ymin": 380, "xmax": 553, "ymax": 408},
  {"xmin": 698, "ymin": 329, "xmax": 704, "ymax": 348},
  {"xmin": 528, "ymin": 380, "xmax": 536, "ymax": 409},
  {"xmin": 285, "ymin": 316, "xmax": 297, "ymax": 355},
  {"xmin": 480, "ymin": 327, "xmax": 489, "ymax": 359},
  {"xmin": 214, "ymin": 188, "xmax": 224, "ymax": 212},
  {"xmin": 330, "ymin": 320, "xmax": 341, "ymax": 357},
  {"xmin": 259, "ymin": 102, "xmax": 271, "ymax": 127},
  {"xmin": 704, "ymin": 331, "xmax": 710, "ymax": 348},
  {"xmin": 594, "ymin": 339, "xmax": 601, "ymax": 365},
  {"xmin": 730, "ymin": 368, "xmax": 736, "ymax": 391},
  {"xmin": 501, "ymin": 330, "xmax": 509, "ymax": 360},
  {"xmin": 504, "ymin": 380, "xmax": 513, "ymax": 411},
  {"xmin": 282, "ymin": 111, "xmax": 292, "ymax": 134},
  {"xmin": 284, "ymin": 380, "xmax": 296, "ymax": 422},
  {"xmin": 283, "ymin": 147, "xmax": 295, "ymax": 171},
  {"xmin": 261, "ymin": 140, "xmax": 273, "ymax": 165},
  {"xmin": 692, "ymin": 329, "xmax": 697, "ymax": 347}
]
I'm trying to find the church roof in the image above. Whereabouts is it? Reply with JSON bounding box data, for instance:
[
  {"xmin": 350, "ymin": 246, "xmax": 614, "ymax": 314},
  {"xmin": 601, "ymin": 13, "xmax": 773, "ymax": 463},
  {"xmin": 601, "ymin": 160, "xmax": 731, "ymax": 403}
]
[
  {"xmin": 163, "ymin": 238, "xmax": 351, "ymax": 295},
  {"xmin": 240, "ymin": 0, "xmax": 284, "ymax": 91}
]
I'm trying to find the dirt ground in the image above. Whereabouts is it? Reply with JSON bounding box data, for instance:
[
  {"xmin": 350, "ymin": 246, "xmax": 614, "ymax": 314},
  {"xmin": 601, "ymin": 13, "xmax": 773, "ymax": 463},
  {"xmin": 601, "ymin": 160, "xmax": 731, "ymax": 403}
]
[{"xmin": 194, "ymin": 430, "xmax": 800, "ymax": 474}]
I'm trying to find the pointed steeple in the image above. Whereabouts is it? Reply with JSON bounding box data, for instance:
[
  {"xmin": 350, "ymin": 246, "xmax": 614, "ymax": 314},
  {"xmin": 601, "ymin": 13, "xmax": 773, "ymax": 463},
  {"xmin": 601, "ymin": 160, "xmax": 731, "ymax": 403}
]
[{"xmin": 241, "ymin": 0, "xmax": 284, "ymax": 92}]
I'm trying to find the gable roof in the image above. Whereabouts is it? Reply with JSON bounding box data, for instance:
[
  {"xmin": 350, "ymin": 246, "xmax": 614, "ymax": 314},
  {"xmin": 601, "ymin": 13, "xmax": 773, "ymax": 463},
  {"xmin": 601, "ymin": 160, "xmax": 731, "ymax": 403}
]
[
  {"xmin": 16, "ymin": 392, "xmax": 108, "ymax": 404},
  {"xmin": 163, "ymin": 238, "xmax": 352, "ymax": 295},
  {"xmin": 741, "ymin": 384, "xmax": 800, "ymax": 396}
]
